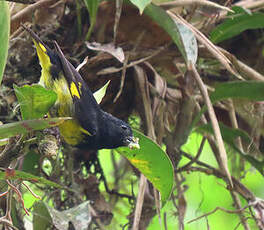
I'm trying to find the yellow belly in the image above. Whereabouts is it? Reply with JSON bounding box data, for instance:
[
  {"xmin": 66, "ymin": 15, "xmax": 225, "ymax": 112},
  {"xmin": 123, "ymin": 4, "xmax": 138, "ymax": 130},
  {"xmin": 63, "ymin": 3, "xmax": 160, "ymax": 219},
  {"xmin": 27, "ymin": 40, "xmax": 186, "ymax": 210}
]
[{"xmin": 41, "ymin": 73, "xmax": 85, "ymax": 146}]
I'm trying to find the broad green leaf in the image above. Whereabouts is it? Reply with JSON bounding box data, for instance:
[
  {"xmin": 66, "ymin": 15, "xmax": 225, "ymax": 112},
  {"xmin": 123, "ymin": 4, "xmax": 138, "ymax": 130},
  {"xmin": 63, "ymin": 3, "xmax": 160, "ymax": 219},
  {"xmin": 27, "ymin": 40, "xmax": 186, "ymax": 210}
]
[
  {"xmin": 117, "ymin": 129, "xmax": 174, "ymax": 205},
  {"xmin": 144, "ymin": 3, "xmax": 197, "ymax": 64},
  {"xmin": 84, "ymin": 0, "xmax": 99, "ymax": 40},
  {"xmin": 34, "ymin": 201, "xmax": 91, "ymax": 230},
  {"xmin": 173, "ymin": 20, "xmax": 197, "ymax": 64},
  {"xmin": 0, "ymin": 2, "xmax": 10, "ymax": 84},
  {"xmin": 192, "ymin": 81, "xmax": 264, "ymax": 128},
  {"xmin": 210, "ymin": 6, "xmax": 264, "ymax": 44},
  {"xmin": 195, "ymin": 122, "xmax": 251, "ymax": 146},
  {"xmin": 0, "ymin": 138, "xmax": 8, "ymax": 146},
  {"xmin": 0, "ymin": 169, "xmax": 62, "ymax": 188},
  {"xmin": 93, "ymin": 80, "xmax": 110, "ymax": 104},
  {"xmin": 22, "ymin": 151, "xmax": 40, "ymax": 175},
  {"xmin": 0, "ymin": 117, "xmax": 71, "ymax": 139},
  {"xmin": 130, "ymin": 0, "xmax": 151, "ymax": 14},
  {"xmin": 210, "ymin": 81, "xmax": 264, "ymax": 102},
  {"xmin": 33, "ymin": 201, "xmax": 52, "ymax": 230},
  {"xmin": 196, "ymin": 123, "xmax": 264, "ymax": 175},
  {"xmin": 14, "ymin": 84, "xmax": 57, "ymax": 120}
]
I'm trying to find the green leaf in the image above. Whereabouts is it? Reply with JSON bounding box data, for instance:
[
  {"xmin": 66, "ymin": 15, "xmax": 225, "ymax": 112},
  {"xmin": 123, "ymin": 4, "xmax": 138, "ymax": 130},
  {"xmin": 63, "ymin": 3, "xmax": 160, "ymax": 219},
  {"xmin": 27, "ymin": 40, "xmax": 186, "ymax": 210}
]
[
  {"xmin": 192, "ymin": 81, "xmax": 264, "ymax": 128},
  {"xmin": 173, "ymin": 19, "xmax": 198, "ymax": 64},
  {"xmin": 33, "ymin": 201, "xmax": 91, "ymax": 230},
  {"xmin": 144, "ymin": 3, "xmax": 197, "ymax": 64},
  {"xmin": 33, "ymin": 201, "xmax": 52, "ymax": 230},
  {"xmin": 14, "ymin": 84, "xmax": 57, "ymax": 120},
  {"xmin": 0, "ymin": 2, "xmax": 10, "ymax": 84},
  {"xmin": 0, "ymin": 169, "xmax": 62, "ymax": 188},
  {"xmin": 117, "ymin": 129, "xmax": 174, "ymax": 205},
  {"xmin": 210, "ymin": 6, "xmax": 264, "ymax": 44},
  {"xmin": 84, "ymin": 0, "xmax": 99, "ymax": 40},
  {"xmin": 210, "ymin": 81, "xmax": 264, "ymax": 102},
  {"xmin": 129, "ymin": 0, "xmax": 151, "ymax": 14},
  {"xmin": 0, "ymin": 138, "xmax": 8, "ymax": 146},
  {"xmin": 93, "ymin": 80, "xmax": 110, "ymax": 104},
  {"xmin": 22, "ymin": 151, "xmax": 40, "ymax": 175},
  {"xmin": 0, "ymin": 117, "xmax": 71, "ymax": 139},
  {"xmin": 196, "ymin": 123, "xmax": 264, "ymax": 175},
  {"xmin": 195, "ymin": 122, "xmax": 251, "ymax": 146}
]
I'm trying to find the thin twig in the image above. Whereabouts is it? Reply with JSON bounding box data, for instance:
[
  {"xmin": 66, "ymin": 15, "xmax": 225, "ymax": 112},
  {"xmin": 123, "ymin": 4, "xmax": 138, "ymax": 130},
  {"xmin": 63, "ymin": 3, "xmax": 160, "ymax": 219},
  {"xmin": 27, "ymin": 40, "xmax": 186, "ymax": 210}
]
[
  {"xmin": 227, "ymin": 99, "xmax": 245, "ymax": 176},
  {"xmin": 234, "ymin": 217, "xmax": 252, "ymax": 230},
  {"xmin": 219, "ymin": 48, "xmax": 264, "ymax": 81},
  {"xmin": 189, "ymin": 62, "xmax": 233, "ymax": 187},
  {"xmin": 113, "ymin": 0, "xmax": 123, "ymax": 45},
  {"xmin": 153, "ymin": 188, "xmax": 162, "ymax": 229},
  {"xmin": 175, "ymin": 174, "xmax": 186, "ymax": 230},
  {"xmin": 6, "ymin": 180, "xmax": 29, "ymax": 215},
  {"xmin": 114, "ymin": 31, "xmax": 146, "ymax": 102},
  {"xmin": 0, "ymin": 217, "xmax": 18, "ymax": 230},
  {"xmin": 228, "ymin": 99, "xmax": 244, "ymax": 153},
  {"xmin": 188, "ymin": 205, "xmax": 250, "ymax": 224},
  {"xmin": 176, "ymin": 137, "xmax": 206, "ymax": 172},
  {"xmin": 76, "ymin": 57, "xmax": 89, "ymax": 72},
  {"xmin": 132, "ymin": 174, "xmax": 147, "ymax": 230},
  {"xmin": 180, "ymin": 153, "xmax": 255, "ymax": 201},
  {"xmin": 164, "ymin": 212, "xmax": 168, "ymax": 230},
  {"xmin": 230, "ymin": 190, "xmax": 251, "ymax": 230},
  {"xmin": 22, "ymin": 182, "xmax": 41, "ymax": 199},
  {"xmin": 158, "ymin": 0, "xmax": 233, "ymax": 13},
  {"xmin": 97, "ymin": 45, "xmax": 168, "ymax": 75},
  {"xmin": 113, "ymin": 52, "xmax": 130, "ymax": 102},
  {"xmin": 3, "ymin": 0, "xmax": 35, "ymax": 3},
  {"xmin": 98, "ymin": 156, "xmax": 134, "ymax": 200},
  {"xmin": 88, "ymin": 204, "xmax": 107, "ymax": 230},
  {"xmin": 235, "ymin": 0, "xmax": 264, "ymax": 10}
]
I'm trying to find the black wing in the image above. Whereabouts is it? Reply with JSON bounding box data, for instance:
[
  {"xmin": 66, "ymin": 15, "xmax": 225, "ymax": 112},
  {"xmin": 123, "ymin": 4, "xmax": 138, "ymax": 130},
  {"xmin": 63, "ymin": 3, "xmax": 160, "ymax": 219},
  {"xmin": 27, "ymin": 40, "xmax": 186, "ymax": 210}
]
[{"xmin": 53, "ymin": 41, "xmax": 100, "ymax": 136}]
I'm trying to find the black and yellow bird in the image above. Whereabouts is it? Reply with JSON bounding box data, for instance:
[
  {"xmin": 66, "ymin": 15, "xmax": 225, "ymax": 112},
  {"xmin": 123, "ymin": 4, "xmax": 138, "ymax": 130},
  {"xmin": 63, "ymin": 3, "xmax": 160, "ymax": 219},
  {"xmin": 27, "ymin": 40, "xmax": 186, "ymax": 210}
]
[{"xmin": 22, "ymin": 25, "xmax": 139, "ymax": 150}]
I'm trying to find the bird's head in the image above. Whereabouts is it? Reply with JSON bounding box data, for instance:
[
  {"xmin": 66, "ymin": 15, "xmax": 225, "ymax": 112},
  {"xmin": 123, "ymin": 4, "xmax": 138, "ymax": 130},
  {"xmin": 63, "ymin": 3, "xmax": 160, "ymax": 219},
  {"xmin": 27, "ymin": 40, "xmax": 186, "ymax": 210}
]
[
  {"xmin": 118, "ymin": 123, "xmax": 139, "ymax": 149},
  {"xmin": 101, "ymin": 112, "xmax": 139, "ymax": 150}
]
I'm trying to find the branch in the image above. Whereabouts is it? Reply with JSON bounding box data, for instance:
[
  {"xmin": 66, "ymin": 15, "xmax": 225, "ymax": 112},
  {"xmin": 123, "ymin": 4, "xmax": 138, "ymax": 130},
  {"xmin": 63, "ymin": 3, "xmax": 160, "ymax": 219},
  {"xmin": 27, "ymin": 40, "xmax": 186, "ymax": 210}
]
[
  {"xmin": 188, "ymin": 205, "xmax": 250, "ymax": 224},
  {"xmin": 189, "ymin": 62, "xmax": 233, "ymax": 187},
  {"xmin": 180, "ymin": 152, "xmax": 255, "ymax": 201}
]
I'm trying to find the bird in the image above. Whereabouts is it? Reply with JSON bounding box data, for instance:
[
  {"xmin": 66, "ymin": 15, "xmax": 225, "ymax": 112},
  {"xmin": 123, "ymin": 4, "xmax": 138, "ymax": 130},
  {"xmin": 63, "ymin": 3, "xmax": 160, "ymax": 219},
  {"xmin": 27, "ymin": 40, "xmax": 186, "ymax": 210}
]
[{"xmin": 22, "ymin": 25, "xmax": 139, "ymax": 150}]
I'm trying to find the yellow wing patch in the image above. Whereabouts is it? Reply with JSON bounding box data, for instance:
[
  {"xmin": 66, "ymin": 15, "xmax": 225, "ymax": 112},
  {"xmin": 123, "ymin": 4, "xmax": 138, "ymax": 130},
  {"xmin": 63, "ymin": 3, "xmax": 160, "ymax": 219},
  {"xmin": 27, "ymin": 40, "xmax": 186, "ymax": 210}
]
[
  {"xmin": 39, "ymin": 43, "xmax": 47, "ymax": 52},
  {"xmin": 78, "ymin": 82, "xmax": 82, "ymax": 92},
  {"xmin": 70, "ymin": 82, "xmax": 81, "ymax": 99},
  {"xmin": 80, "ymin": 127, "xmax": 92, "ymax": 136}
]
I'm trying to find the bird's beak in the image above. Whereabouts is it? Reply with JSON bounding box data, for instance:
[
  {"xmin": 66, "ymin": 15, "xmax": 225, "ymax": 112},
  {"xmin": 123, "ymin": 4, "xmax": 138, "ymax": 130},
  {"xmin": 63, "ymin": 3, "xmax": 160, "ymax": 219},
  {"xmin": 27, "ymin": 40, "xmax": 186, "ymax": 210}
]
[{"xmin": 127, "ymin": 136, "xmax": 140, "ymax": 150}]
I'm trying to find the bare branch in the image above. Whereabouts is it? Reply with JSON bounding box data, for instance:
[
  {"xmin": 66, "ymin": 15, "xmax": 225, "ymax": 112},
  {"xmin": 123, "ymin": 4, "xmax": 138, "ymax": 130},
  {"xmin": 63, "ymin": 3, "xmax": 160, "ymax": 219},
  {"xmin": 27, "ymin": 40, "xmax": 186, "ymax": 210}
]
[
  {"xmin": 132, "ymin": 175, "xmax": 147, "ymax": 230},
  {"xmin": 189, "ymin": 62, "xmax": 233, "ymax": 187},
  {"xmin": 188, "ymin": 205, "xmax": 250, "ymax": 224}
]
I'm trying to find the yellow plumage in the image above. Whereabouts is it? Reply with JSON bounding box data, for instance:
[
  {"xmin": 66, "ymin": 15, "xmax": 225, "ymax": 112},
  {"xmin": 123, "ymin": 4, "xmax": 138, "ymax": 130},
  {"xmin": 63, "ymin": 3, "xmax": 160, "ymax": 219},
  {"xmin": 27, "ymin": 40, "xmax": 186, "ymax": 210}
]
[
  {"xmin": 24, "ymin": 25, "xmax": 138, "ymax": 150},
  {"xmin": 33, "ymin": 38, "xmax": 87, "ymax": 145}
]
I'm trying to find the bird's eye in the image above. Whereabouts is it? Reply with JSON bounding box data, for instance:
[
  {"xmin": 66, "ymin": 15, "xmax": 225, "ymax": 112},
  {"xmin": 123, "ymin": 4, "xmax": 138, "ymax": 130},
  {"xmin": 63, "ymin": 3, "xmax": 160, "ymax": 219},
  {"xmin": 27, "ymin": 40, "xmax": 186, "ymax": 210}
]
[{"xmin": 121, "ymin": 125, "xmax": 128, "ymax": 130}]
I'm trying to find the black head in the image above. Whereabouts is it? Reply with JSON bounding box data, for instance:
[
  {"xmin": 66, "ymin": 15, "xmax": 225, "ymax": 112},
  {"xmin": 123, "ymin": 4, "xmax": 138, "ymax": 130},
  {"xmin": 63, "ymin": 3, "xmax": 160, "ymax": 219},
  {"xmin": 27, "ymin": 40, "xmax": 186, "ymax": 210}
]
[{"xmin": 98, "ymin": 112, "xmax": 137, "ymax": 149}]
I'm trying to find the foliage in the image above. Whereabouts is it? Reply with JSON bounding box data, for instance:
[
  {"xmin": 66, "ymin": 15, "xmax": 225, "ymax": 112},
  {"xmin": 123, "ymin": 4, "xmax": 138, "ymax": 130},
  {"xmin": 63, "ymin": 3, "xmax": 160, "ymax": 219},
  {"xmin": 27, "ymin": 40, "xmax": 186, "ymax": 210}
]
[
  {"xmin": 210, "ymin": 6, "xmax": 264, "ymax": 44},
  {"xmin": 1, "ymin": 0, "xmax": 264, "ymax": 230},
  {"xmin": 0, "ymin": 2, "xmax": 9, "ymax": 84},
  {"xmin": 83, "ymin": 0, "xmax": 99, "ymax": 40}
]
